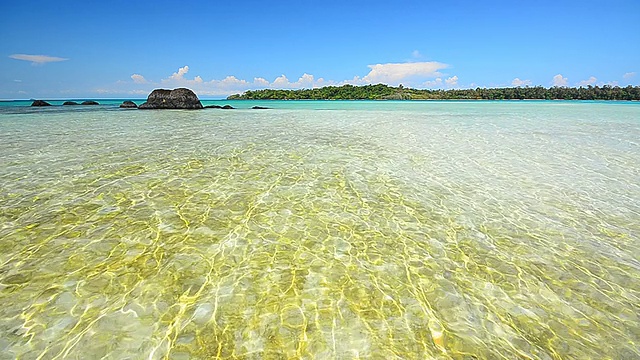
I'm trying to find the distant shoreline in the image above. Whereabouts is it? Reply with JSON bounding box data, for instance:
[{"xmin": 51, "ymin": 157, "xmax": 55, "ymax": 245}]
[
  {"xmin": 3, "ymin": 84, "xmax": 640, "ymax": 104},
  {"xmin": 1, "ymin": 99, "xmax": 639, "ymax": 107},
  {"xmin": 228, "ymin": 84, "xmax": 640, "ymax": 101}
]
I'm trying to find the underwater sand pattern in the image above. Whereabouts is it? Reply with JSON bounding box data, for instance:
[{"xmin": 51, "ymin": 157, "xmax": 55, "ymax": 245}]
[{"xmin": 1, "ymin": 103, "xmax": 639, "ymax": 359}]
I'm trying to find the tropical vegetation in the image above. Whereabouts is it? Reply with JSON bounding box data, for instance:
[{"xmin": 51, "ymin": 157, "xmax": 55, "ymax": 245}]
[{"xmin": 227, "ymin": 84, "xmax": 640, "ymax": 101}]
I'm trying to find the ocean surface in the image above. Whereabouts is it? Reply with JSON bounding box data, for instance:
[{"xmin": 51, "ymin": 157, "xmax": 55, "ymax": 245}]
[{"xmin": 0, "ymin": 100, "xmax": 638, "ymax": 359}]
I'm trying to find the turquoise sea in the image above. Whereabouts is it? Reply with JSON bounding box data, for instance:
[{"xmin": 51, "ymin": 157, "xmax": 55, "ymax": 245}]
[{"xmin": 0, "ymin": 100, "xmax": 639, "ymax": 359}]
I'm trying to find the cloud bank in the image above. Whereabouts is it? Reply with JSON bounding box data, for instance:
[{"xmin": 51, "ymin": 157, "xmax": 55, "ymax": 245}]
[
  {"xmin": 9, "ymin": 54, "xmax": 68, "ymax": 65},
  {"xmin": 110, "ymin": 61, "xmax": 455, "ymax": 96},
  {"xmin": 361, "ymin": 62, "xmax": 448, "ymax": 84}
]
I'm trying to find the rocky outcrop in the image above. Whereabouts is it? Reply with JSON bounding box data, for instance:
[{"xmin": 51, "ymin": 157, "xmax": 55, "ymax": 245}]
[
  {"xmin": 31, "ymin": 100, "xmax": 51, "ymax": 106},
  {"xmin": 204, "ymin": 104, "xmax": 235, "ymax": 109},
  {"xmin": 138, "ymin": 88, "xmax": 203, "ymax": 109},
  {"xmin": 81, "ymin": 101, "xmax": 99, "ymax": 105},
  {"xmin": 252, "ymin": 106, "xmax": 270, "ymax": 109},
  {"xmin": 63, "ymin": 101, "xmax": 79, "ymax": 105},
  {"xmin": 119, "ymin": 101, "xmax": 138, "ymax": 108}
]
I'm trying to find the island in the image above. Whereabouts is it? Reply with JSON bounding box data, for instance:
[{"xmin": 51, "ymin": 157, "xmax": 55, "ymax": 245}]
[{"xmin": 228, "ymin": 84, "xmax": 640, "ymax": 101}]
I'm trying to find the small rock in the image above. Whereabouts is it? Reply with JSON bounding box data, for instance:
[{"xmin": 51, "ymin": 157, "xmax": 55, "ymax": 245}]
[
  {"xmin": 81, "ymin": 101, "xmax": 99, "ymax": 105},
  {"xmin": 31, "ymin": 100, "xmax": 51, "ymax": 106},
  {"xmin": 63, "ymin": 101, "xmax": 79, "ymax": 105},
  {"xmin": 252, "ymin": 106, "xmax": 270, "ymax": 109},
  {"xmin": 119, "ymin": 100, "xmax": 138, "ymax": 108},
  {"xmin": 203, "ymin": 104, "xmax": 235, "ymax": 109}
]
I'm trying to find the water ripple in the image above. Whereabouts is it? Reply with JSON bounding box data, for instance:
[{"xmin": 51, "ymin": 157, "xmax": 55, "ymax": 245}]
[{"xmin": 1, "ymin": 103, "xmax": 639, "ymax": 359}]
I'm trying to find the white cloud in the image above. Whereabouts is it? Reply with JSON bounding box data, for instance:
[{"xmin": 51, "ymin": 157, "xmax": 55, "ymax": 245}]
[
  {"xmin": 270, "ymin": 73, "xmax": 319, "ymax": 89},
  {"xmin": 169, "ymin": 65, "xmax": 190, "ymax": 81},
  {"xmin": 199, "ymin": 76, "xmax": 278, "ymax": 96},
  {"xmin": 423, "ymin": 76, "xmax": 458, "ymax": 89},
  {"xmin": 314, "ymin": 77, "xmax": 327, "ymax": 87},
  {"xmin": 361, "ymin": 61, "xmax": 448, "ymax": 85},
  {"xmin": 512, "ymin": 78, "xmax": 532, "ymax": 86},
  {"xmin": 577, "ymin": 76, "xmax": 597, "ymax": 87},
  {"xmin": 445, "ymin": 75, "xmax": 458, "ymax": 87},
  {"xmin": 298, "ymin": 73, "xmax": 315, "ymax": 87},
  {"xmin": 552, "ymin": 74, "xmax": 568, "ymax": 87},
  {"xmin": 272, "ymin": 75, "xmax": 290, "ymax": 87},
  {"xmin": 253, "ymin": 77, "xmax": 270, "ymax": 86},
  {"xmin": 131, "ymin": 74, "xmax": 147, "ymax": 84},
  {"xmin": 412, "ymin": 50, "xmax": 422, "ymax": 59},
  {"xmin": 219, "ymin": 76, "xmax": 247, "ymax": 86},
  {"xmin": 9, "ymin": 54, "xmax": 68, "ymax": 65},
  {"xmin": 122, "ymin": 67, "xmax": 271, "ymax": 96},
  {"xmin": 212, "ymin": 76, "xmax": 250, "ymax": 90},
  {"xmin": 623, "ymin": 72, "xmax": 636, "ymax": 79},
  {"xmin": 339, "ymin": 76, "xmax": 364, "ymax": 86},
  {"xmin": 159, "ymin": 65, "xmax": 205, "ymax": 86},
  {"xmin": 423, "ymin": 78, "xmax": 443, "ymax": 87}
]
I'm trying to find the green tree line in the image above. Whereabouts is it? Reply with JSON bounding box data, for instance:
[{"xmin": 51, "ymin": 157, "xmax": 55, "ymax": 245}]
[{"xmin": 227, "ymin": 84, "xmax": 640, "ymax": 101}]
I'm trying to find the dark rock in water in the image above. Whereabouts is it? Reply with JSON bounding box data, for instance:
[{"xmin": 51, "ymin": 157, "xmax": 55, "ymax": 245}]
[
  {"xmin": 119, "ymin": 100, "xmax": 138, "ymax": 108},
  {"xmin": 252, "ymin": 106, "xmax": 270, "ymax": 109},
  {"xmin": 31, "ymin": 100, "xmax": 52, "ymax": 106},
  {"xmin": 138, "ymin": 88, "xmax": 203, "ymax": 109},
  {"xmin": 81, "ymin": 101, "xmax": 99, "ymax": 105},
  {"xmin": 204, "ymin": 104, "xmax": 235, "ymax": 109},
  {"xmin": 63, "ymin": 101, "xmax": 79, "ymax": 105}
]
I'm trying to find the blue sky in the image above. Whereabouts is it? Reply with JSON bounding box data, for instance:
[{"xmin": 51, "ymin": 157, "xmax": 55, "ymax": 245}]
[{"xmin": 1, "ymin": 0, "xmax": 639, "ymax": 99}]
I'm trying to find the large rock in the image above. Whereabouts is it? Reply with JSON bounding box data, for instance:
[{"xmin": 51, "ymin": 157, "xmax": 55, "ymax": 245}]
[
  {"xmin": 31, "ymin": 100, "xmax": 51, "ymax": 106},
  {"xmin": 138, "ymin": 88, "xmax": 203, "ymax": 109},
  {"xmin": 119, "ymin": 100, "xmax": 138, "ymax": 108},
  {"xmin": 81, "ymin": 101, "xmax": 99, "ymax": 105},
  {"xmin": 63, "ymin": 101, "xmax": 79, "ymax": 105}
]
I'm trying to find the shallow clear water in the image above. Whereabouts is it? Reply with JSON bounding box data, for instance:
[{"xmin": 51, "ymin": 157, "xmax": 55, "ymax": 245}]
[{"xmin": 1, "ymin": 102, "xmax": 639, "ymax": 359}]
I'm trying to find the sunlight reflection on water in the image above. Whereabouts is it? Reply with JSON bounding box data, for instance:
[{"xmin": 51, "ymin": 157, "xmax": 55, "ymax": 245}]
[{"xmin": 0, "ymin": 102, "xmax": 639, "ymax": 359}]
